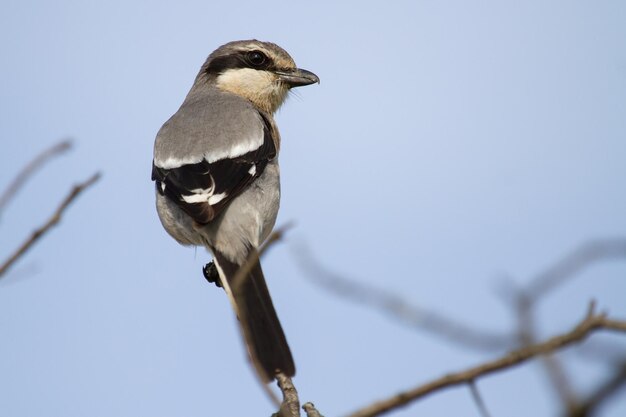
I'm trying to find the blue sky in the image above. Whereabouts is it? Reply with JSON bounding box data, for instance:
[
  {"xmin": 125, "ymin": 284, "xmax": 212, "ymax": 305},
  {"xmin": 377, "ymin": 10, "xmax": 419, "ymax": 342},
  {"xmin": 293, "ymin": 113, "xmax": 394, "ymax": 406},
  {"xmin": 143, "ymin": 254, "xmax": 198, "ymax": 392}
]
[{"xmin": 1, "ymin": 1, "xmax": 625, "ymax": 416}]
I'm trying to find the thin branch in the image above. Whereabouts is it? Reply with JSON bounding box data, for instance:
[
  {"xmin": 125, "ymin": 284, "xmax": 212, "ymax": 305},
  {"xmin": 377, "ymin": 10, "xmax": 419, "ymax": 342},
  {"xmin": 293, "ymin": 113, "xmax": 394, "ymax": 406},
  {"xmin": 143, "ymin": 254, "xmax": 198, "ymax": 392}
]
[
  {"xmin": 296, "ymin": 247, "xmax": 513, "ymax": 351},
  {"xmin": 345, "ymin": 312, "xmax": 626, "ymax": 417},
  {"xmin": 540, "ymin": 353, "xmax": 578, "ymax": 412},
  {"xmin": 575, "ymin": 340, "xmax": 626, "ymax": 364},
  {"xmin": 511, "ymin": 238, "xmax": 626, "ymax": 415},
  {"xmin": 468, "ymin": 380, "xmax": 493, "ymax": 417},
  {"xmin": 302, "ymin": 403, "xmax": 324, "ymax": 417},
  {"xmin": 0, "ymin": 172, "xmax": 101, "ymax": 278},
  {"xmin": 497, "ymin": 240, "xmax": 626, "ymax": 415},
  {"xmin": 601, "ymin": 319, "xmax": 626, "ymax": 332},
  {"xmin": 525, "ymin": 239, "xmax": 626, "ymax": 301},
  {"xmin": 0, "ymin": 139, "xmax": 72, "ymax": 215},
  {"xmin": 514, "ymin": 292, "xmax": 579, "ymax": 412},
  {"xmin": 568, "ymin": 360, "xmax": 626, "ymax": 417},
  {"xmin": 300, "ymin": 239, "xmax": 626, "ymax": 416}
]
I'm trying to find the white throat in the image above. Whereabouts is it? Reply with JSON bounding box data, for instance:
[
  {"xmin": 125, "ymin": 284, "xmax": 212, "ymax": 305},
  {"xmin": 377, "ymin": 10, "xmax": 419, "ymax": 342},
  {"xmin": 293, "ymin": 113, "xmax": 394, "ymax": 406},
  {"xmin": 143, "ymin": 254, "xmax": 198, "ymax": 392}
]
[{"xmin": 216, "ymin": 68, "xmax": 289, "ymax": 114}]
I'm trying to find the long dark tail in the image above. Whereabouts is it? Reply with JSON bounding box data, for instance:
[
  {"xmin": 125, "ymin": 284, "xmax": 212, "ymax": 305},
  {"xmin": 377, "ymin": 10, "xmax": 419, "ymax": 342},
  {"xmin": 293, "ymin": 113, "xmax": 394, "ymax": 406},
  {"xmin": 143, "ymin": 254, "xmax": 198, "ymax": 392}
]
[{"xmin": 213, "ymin": 251, "xmax": 295, "ymax": 382}]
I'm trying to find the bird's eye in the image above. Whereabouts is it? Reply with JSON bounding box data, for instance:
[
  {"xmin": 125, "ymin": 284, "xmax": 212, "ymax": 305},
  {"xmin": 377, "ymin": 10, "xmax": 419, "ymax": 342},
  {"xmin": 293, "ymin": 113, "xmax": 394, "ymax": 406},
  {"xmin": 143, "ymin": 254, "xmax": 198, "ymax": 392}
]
[{"xmin": 247, "ymin": 50, "xmax": 267, "ymax": 67}]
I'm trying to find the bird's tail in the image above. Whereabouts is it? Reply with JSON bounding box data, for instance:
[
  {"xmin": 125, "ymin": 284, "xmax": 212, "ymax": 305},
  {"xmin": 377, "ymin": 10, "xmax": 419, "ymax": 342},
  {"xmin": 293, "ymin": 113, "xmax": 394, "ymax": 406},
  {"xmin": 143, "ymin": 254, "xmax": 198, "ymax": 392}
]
[{"xmin": 213, "ymin": 250, "xmax": 295, "ymax": 382}]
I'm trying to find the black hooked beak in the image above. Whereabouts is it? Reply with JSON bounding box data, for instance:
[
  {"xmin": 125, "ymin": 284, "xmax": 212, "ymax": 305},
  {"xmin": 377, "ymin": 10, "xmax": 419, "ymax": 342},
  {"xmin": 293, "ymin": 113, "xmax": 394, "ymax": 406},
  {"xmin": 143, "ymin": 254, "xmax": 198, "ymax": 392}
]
[{"xmin": 275, "ymin": 68, "xmax": 320, "ymax": 87}]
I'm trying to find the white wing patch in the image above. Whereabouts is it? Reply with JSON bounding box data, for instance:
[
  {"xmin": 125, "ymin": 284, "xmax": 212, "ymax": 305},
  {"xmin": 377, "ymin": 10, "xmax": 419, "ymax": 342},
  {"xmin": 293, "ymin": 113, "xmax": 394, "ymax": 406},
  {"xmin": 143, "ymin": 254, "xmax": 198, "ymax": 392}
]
[
  {"xmin": 180, "ymin": 189, "xmax": 227, "ymax": 206},
  {"xmin": 156, "ymin": 133, "xmax": 263, "ymax": 169},
  {"xmin": 181, "ymin": 191, "xmax": 212, "ymax": 204},
  {"xmin": 157, "ymin": 155, "xmax": 203, "ymax": 170},
  {"xmin": 207, "ymin": 140, "xmax": 262, "ymax": 164},
  {"xmin": 208, "ymin": 192, "xmax": 227, "ymax": 205}
]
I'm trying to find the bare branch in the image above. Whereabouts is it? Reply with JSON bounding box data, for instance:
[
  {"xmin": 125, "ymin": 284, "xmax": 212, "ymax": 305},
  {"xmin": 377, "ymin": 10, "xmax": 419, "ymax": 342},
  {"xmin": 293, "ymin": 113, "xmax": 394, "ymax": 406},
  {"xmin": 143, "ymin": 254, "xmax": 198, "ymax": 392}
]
[
  {"xmin": 567, "ymin": 360, "xmax": 626, "ymax": 417},
  {"xmin": 275, "ymin": 373, "xmax": 300, "ymax": 417},
  {"xmin": 525, "ymin": 239, "xmax": 626, "ymax": 301},
  {"xmin": 345, "ymin": 312, "xmax": 626, "ymax": 417},
  {"xmin": 0, "ymin": 139, "xmax": 72, "ymax": 215},
  {"xmin": 575, "ymin": 339, "xmax": 626, "ymax": 364},
  {"xmin": 296, "ymin": 247, "xmax": 513, "ymax": 351},
  {"xmin": 496, "ymin": 241, "xmax": 626, "ymax": 415},
  {"xmin": 601, "ymin": 319, "xmax": 626, "ymax": 332},
  {"xmin": 514, "ymin": 293, "xmax": 579, "ymax": 411},
  {"xmin": 302, "ymin": 402, "xmax": 324, "ymax": 417},
  {"xmin": 270, "ymin": 375, "xmax": 324, "ymax": 417},
  {"xmin": 468, "ymin": 381, "xmax": 493, "ymax": 417},
  {"xmin": 540, "ymin": 353, "xmax": 578, "ymax": 412},
  {"xmin": 300, "ymin": 239, "xmax": 626, "ymax": 415},
  {"xmin": 0, "ymin": 172, "xmax": 101, "ymax": 278}
]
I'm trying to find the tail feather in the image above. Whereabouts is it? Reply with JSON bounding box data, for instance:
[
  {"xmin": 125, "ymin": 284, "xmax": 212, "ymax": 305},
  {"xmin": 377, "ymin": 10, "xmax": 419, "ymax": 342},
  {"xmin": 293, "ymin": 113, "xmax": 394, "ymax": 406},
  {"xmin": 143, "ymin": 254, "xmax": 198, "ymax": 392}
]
[{"xmin": 213, "ymin": 251, "xmax": 295, "ymax": 382}]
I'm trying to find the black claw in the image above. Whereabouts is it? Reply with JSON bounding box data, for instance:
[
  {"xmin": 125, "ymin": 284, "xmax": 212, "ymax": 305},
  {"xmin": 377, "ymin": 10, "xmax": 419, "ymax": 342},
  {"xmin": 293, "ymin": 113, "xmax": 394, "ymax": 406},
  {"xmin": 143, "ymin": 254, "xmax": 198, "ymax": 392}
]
[{"xmin": 203, "ymin": 261, "xmax": 222, "ymax": 288}]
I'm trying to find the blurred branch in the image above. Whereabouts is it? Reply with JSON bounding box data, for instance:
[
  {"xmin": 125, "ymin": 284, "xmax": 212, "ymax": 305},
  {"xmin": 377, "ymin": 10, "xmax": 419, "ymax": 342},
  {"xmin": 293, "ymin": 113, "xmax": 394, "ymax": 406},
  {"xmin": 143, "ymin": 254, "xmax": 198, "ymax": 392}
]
[
  {"xmin": 514, "ymin": 292, "xmax": 579, "ymax": 412},
  {"xmin": 0, "ymin": 172, "xmax": 101, "ymax": 278},
  {"xmin": 299, "ymin": 240, "xmax": 626, "ymax": 353},
  {"xmin": 0, "ymin": 139, "xmax": 72, "ymax": 216},
  {"xmin": 297, "ymin": 247, "xmax": 513, "ymax": 351},
  {"xmin": 540, "ymin": 352, "xmax": 578, "ymax": 412},
  {"xmin": 468, "ymin": 381, "xmax": 493, "ymax": 417},
  {"xmin": 299, "ymin": 239, "xmax": 626, "ymax": 415},
  {"xmin": 523, "ymin": 239, "xmax": 626, "ymax": 302},
  {"xmin": 568, "ymin": 360, "xmax": 626, "ymax": 417},
  {"xmin": 345, "ymin": 308, "xmax": 626, "ymax": 417},
  {"xmin": 504, "ymin": 239, "xmax": 626, "ymax": 414},
  {"xmin": 300, "ymin": 239, "xmax": 626, "ymax": 415},
  {"xmin": 575, "ymin": 340, "xmax": 626, "ymax": 364}
]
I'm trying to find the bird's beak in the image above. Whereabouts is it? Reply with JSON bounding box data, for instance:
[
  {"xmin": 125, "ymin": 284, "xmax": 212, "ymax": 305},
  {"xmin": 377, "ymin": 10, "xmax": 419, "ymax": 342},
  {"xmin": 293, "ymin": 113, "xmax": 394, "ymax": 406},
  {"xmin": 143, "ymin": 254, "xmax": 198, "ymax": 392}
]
[{"xmin": 275, "ymin": 68, "xmax": 320, "ymax": 87}]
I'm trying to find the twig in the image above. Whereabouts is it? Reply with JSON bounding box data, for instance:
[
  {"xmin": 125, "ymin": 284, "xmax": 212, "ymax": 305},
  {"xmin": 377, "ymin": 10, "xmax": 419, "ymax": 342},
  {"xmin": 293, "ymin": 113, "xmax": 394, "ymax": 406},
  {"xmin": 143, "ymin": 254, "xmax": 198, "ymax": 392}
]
[
  {"xmin": 272, "ymin": 375, "xmax": 324, "ymax": 417},
  {"xmin": 269, "ymin": 375, "xmax": 324, "ymax": 417},
  {"xmin": 0, "ymin": 140, "xmax": 72, "ymax": 215},
  {"xmin": 302, "ymin": 402, "xmax": 324, "ymax": 417},
  {"xmin": 345, "ymin": 312, "xmax": 626, "ymax": 417},
  {"xmin": 525, "ymin": 239, "xmax": 626, "ymax": 300},
  {"xmin": 0, "ymin": 172, "xmax": 101, "ymax": 278},
  {"xmin": 468, "ymin": 380, "xmax": 493, "ymax": 417}
]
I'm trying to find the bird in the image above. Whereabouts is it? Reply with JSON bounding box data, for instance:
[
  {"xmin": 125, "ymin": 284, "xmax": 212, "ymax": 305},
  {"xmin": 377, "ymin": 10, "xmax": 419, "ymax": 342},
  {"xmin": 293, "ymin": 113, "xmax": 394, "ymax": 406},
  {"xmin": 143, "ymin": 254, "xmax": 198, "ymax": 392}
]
[{"xmin": 151, "ymin": 40, "xmax": 318, "ymax": 382}]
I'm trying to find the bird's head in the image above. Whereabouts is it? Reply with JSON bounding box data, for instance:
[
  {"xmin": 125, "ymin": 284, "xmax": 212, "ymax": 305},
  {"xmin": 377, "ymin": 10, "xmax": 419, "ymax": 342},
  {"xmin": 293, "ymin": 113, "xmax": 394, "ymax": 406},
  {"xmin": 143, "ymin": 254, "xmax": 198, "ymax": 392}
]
[{"xmin": 197, "ymin": 40, "xmax": 319, "ymax": 114}]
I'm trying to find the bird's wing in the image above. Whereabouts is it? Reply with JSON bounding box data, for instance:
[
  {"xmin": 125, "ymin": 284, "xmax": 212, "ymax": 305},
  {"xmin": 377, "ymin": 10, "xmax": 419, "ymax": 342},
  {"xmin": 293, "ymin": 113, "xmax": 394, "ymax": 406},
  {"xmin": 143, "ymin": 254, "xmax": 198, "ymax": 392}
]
[{"xmin": 152, "ymin": 93, "xmax": 276, "ymax": 224}]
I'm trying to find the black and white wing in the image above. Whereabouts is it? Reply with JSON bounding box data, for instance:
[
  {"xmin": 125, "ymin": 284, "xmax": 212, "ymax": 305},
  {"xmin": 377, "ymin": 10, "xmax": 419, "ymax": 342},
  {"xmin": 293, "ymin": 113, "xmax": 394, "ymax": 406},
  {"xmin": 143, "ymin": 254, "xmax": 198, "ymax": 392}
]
[{"xmin": 152, "ymin": 115, "xmax": 276, "ymax": 225}]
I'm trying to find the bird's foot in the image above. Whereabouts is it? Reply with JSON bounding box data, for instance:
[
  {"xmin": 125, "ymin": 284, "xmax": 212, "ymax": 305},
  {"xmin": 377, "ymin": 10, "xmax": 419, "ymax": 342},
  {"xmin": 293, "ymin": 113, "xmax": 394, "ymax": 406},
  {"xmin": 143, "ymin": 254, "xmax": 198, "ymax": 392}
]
[{"xmin": 203, "ymin": 261, "xmax": 222, "ymax": 288}]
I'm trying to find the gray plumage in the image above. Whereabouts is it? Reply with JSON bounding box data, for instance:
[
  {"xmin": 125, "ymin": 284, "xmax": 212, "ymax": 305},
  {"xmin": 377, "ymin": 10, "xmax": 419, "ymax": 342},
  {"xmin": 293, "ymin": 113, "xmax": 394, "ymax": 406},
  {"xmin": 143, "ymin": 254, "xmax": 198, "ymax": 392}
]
[
  {"xmin": 151, "ymin": 40, "xmax": 318, "ymax": 382},
  {"xmin": 154, "ymin": 89, "xmax": 267, "ymax": 169}
]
